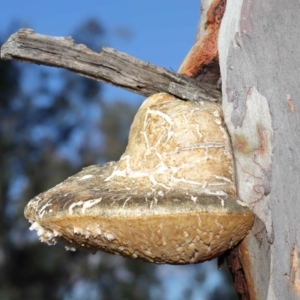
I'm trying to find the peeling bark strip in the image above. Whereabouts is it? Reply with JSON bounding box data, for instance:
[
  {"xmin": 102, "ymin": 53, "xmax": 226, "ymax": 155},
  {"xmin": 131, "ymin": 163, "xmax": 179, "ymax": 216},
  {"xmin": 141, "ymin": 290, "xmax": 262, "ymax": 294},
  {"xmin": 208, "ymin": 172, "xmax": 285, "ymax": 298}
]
[
  {"xmin": 0, "ymin": 28, "xmax": 221, "ymax": 103},
  {"xmin": 179, "ymin": 0, "xmax": 226, "ymax": 84},
  {"xmin": 227, "ymin": 246, "xmax": 250, "ymax": 300},
  {"xmin": 289, "ymin": 245, "xmax": 300, "ymax": 296}
]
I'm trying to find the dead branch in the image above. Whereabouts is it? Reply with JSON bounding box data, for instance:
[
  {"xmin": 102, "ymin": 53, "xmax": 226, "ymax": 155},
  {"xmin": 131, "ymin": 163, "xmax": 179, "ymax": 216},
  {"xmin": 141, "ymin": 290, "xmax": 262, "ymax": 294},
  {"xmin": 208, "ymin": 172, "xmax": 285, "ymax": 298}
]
[{"xmin": 0, "ymin": 28, "xmax": 221, "ymax": 102}]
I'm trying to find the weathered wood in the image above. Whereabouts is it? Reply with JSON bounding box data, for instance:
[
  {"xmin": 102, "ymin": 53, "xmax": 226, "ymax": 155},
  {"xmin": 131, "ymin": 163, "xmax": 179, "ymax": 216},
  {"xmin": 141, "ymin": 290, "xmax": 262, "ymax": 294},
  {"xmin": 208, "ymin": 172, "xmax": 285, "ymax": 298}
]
[
  {"xmin": 219, "ymin": 0, "xmax": 300, "ymax": 299},
  {"xmin": 0, "ymin": 28, "xmax": 221, "ymax": 103}
]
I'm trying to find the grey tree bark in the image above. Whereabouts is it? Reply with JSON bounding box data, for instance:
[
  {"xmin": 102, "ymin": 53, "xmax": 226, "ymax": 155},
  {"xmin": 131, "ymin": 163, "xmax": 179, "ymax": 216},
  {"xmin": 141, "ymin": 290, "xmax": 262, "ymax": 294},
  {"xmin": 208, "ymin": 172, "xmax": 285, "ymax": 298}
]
[{"xmin": 219, "ymin": 0, "xmax": 300, "ymax": 299}]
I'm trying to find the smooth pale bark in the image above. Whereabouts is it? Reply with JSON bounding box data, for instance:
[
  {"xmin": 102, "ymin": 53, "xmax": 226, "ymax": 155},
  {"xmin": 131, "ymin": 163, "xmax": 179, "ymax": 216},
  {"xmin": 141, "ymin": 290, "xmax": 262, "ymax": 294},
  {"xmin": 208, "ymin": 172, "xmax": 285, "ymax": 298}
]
[{"xmin": 219, "ymin": 0, "xmax": 300, "ymax": 299}]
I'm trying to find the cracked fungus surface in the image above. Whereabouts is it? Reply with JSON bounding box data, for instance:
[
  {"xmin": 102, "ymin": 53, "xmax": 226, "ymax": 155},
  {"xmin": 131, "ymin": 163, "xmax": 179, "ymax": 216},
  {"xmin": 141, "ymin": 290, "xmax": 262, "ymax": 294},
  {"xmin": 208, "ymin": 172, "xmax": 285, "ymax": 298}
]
[
  {"xmin": 25, "ymin": 93, "xmax": 254, "ymax": 264},
  {"xmin": 105, "ymin": 92, "xmax": 236, "ymax": 196}
]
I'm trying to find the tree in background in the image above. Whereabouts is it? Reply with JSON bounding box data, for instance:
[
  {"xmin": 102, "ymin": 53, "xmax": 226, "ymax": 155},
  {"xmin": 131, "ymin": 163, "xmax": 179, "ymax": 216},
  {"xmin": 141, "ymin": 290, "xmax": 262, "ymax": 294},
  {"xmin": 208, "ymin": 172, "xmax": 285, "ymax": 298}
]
[{"xmin": 0, "ymin": 19, "xmax": 237, "ymax": 300}]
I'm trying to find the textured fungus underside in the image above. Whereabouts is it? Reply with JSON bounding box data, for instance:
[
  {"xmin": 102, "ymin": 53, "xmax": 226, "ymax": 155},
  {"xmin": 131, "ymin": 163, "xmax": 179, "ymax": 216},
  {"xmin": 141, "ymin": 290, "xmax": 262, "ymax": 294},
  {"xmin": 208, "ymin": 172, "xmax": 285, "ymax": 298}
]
[{"xmin": 25, "ymin": 93, "xmax": 254, "ymax": 264}]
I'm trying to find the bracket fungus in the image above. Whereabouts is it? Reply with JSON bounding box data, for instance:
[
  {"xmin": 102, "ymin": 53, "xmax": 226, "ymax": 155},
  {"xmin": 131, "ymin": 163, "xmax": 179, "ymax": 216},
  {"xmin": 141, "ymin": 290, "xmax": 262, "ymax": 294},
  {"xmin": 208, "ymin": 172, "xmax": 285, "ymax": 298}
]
[{"xmin": 25, "ymin": 93, "xmax": 254, "ymax": 264}]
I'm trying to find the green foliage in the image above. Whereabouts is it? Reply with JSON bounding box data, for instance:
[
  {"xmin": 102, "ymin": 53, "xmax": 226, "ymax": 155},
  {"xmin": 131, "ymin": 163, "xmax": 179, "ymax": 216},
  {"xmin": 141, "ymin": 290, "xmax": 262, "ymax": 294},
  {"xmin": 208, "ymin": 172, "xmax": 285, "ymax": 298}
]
[{"xmin": 0, "ymin": 20, "xmax": 238, "ymax": 300}]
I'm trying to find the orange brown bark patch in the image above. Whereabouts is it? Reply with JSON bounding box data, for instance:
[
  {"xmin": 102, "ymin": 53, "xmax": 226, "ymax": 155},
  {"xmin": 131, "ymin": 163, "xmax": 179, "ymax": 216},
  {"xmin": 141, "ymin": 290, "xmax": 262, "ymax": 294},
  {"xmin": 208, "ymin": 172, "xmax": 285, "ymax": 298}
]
[
  {"xmin": 179, "ymin": 0, "xmax": 226, "ymax": 82},
  {"xmin": 234, "ymin": 134, "xmax": 251, "ymax": 154},
  {"xmin": 239, "ymin": 240, "xmax": 257, "ymax": 300},
  {"xmin": 227, "ymin": 244, "xmax": 250, "ymax": 300},
  {"xmin": 254, "ymin": 125, "xmax": 269, "ymax": 156},
  {"xmin": 290, "ymin": 245, "xmax": 300, "ymax": 296}
]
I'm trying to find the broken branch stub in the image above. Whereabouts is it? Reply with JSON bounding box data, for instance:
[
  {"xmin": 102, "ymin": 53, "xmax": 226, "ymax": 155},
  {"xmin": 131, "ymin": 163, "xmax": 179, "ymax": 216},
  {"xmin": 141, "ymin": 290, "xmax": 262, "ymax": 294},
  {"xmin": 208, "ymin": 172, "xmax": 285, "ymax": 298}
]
[
  {"xmin": 0, "ymin": 28, "xmax": 221, "ymax": 103},
  {"xmin": 25, "ymin": 93, "xmax": 254, "ymax": 264}
]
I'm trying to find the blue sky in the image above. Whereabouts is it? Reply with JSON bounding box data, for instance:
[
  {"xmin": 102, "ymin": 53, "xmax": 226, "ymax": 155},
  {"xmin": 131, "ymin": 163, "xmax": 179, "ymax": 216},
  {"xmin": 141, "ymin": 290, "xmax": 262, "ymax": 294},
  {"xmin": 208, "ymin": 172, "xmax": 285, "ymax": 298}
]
[
  {"xmin": 0, "ymin": 0, "xmax": 200, "ymax": 103},
  {"xmin": 0, "ymin": 1, "xmax": 229, "ymax": 299}
]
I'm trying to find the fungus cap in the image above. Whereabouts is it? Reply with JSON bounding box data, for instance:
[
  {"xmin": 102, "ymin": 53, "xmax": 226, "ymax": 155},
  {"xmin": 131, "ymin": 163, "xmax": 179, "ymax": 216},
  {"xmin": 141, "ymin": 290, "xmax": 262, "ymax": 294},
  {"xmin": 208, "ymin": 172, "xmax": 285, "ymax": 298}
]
[{"xmin": 25, "ymin": 93, "xmax": 254, "ymax": 264}]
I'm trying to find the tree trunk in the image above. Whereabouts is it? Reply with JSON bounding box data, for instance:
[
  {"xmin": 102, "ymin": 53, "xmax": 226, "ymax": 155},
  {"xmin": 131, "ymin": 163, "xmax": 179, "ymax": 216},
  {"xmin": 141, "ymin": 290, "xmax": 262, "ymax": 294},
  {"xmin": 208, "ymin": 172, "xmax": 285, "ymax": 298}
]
[
  {"xmin": 2, "ymin": 1, "xmax": 300, "ymax": 298},
  {"xmin": 219, "ymin": 0, "xmax": 300, "ymax": 299}
]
